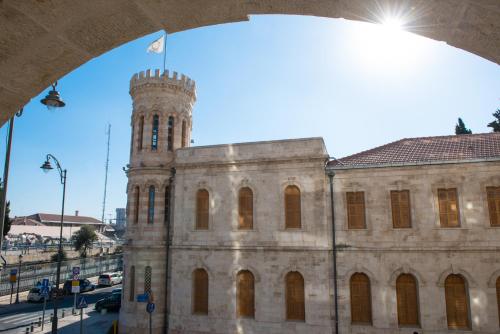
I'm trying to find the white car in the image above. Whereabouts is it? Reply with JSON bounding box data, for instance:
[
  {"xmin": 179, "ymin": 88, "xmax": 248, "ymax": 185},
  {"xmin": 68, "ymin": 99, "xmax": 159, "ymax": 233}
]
[
  {"xmin": 27, "ymin": 287, "xmax": 50, "ymax": 302},
  {"xmin": 98, "ymin": 273, "xmax": 122, "ymax": 286}
]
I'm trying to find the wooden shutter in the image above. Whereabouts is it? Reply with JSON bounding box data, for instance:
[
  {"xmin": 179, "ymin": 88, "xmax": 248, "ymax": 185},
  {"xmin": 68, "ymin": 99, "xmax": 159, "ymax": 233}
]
[
  {"xmin": 445, "ymin": 274, "xmax": 470, "ymax": 329},
  {"xmin": 396, "ymin": 274, "xmax": 419, "ymax": 326},
  {"xmin": 196, "ymin": 189, "xmax": 209, "ymax": 230},
  {"xmin": 238, "ymin": 187, "xmax": 253, "ymax": 229},
  {"xmin": 391, "ymin": 190, "xmax": 411, "ymax": 228},
  {"xmin": 286, "ymin": 272, "xmax": 305, "ymax": 321},
  {"xmin": 237, "ymin": 270, "xmax": 255, "ymax": 318},
  {"xmin": 497, "ymin": 277, "xmax": 500, "ymax": 328},
  {"xmin": 438, "ymin": 188, "xmax": 460, "ymax": 227},
  {"xmin": 193, "ymin": 269, "xmax": 209, "ymax": 314},
  {"xmin": 347, "ymin": 192, "xmax": 366, "ymax": 229},
  {"xmin": 134, "ymin": 186, "xmax": 140, "ymax": 224},
  {"xmin": 129, "ymin": 266, "xmax": 135, "ymax": 302},
  {"xmin": 486, "ymin": 186, "xmax": 500, "ymax": 227},
  {"xmin": 285, "ymin": 186, "xmax": 301, "ymax": 229},
  {"xmin": 350, "ymin": 273, "xmax": 372, "ymax": 324}
]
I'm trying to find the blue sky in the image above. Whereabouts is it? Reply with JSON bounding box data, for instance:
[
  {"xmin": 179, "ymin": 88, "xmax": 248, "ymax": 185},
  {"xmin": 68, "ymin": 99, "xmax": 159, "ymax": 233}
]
[{"xmin": 1, "ymin": 15, "xmax": 499, "ymax": 221}]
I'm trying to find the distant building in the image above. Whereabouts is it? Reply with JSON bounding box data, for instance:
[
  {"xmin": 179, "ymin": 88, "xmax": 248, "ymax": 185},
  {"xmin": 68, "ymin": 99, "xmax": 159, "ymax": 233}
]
[{"xmin": 115, "ymin": 208, "xmax": 126, "ymax": 229}]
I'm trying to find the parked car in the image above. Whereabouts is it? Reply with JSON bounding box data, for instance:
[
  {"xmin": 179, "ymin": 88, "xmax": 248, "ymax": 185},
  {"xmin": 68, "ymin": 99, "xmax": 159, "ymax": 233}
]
[
  {"xmin": 94, "ymin": 292, "xmax": 121, "ymax": 312},
  {"xmin": 111, "ymin": 288, "xmax": 122, "ymax": 295},
  {"xmin": 27, "ymin": 287, "xmax": 51, "ymax": 302},
  {"xmin": 98, "ymin": 273, "xmax": 122, "ymax": 286},
  {"xmin": 63, "ymin": 278, "xmax": 95, "ymax": 295}
]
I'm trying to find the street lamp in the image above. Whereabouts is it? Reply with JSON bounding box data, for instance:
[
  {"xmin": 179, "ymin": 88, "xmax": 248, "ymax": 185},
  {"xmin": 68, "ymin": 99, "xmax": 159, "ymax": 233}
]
[
  {"xmin": 14, "ymin": 254, "xmax": 22, "ymax": 303},
  {"xmin": 40, "ymin": 154, "xmax": 67, "ymax": 334},
  {"xmin": 40, "ymin": 81, "xmax": 65, "ymax": 111}
]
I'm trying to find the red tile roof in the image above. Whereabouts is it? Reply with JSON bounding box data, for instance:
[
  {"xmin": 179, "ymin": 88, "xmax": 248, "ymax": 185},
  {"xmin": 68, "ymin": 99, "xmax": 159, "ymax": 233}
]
[
  {"xmin": 27, "ymin": 213, "xmax": 103, "ymax": 225},
  {"xmin": 328, "ymin": 133, "xmax": 500, "ymax": 168}
]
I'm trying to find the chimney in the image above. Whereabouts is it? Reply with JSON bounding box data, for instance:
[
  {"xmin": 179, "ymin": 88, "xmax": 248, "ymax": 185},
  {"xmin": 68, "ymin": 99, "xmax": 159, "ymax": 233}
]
[{"xmin": 75, "ymin": 210, "xmax": 79, "ymax": 216}]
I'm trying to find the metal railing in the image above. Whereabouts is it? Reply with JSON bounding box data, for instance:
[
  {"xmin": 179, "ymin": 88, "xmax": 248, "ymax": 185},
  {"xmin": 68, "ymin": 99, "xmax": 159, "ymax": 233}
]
[{"xmin": 0, "ymin": 253, "xmax": 123, "ymax": 296}]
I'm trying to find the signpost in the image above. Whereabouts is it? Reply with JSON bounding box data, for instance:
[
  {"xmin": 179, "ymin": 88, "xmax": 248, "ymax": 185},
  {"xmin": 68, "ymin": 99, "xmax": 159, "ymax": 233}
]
[
  {"xmin": 40, "ymin": 278, "xmax": 50, "ymax": 331},
  {"xmin": 76, "ymin": 296, "xmax": 88, "ymax": 334},
  {"xmin": 72, "ymin": 267, "xmax": 80, "ymax": 314},
  {"xmin": 146, "ymin": 302, "xmax": 155, "ymax": 334},
  {"xmin": 9, "ymin": 269, "xmax": 17, "ymax": 304}
]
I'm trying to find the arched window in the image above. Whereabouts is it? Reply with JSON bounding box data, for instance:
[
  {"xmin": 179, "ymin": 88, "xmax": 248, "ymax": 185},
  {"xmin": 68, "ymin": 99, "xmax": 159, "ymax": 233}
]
[
  {"xmin": 285, "ymin": 271, "xmax": 305, "ymax": 321},
  {"xmin": 285, "ymin": 185, "xmax": 301, "ymax": 229},
  {"xmin": 350, "ymin": 273, "xmax": 372, "ymax": 324},
  {"xmin": 444, "ymin": 274, "xmax": 470, "ymax": 329},
  {"xmin": 147, "ymin": 186, "xmax": 155, "ymax": 224},
  {"xmin": 144, "ymin": 266, "xmax": 152, "ymax": 294},
  {"xmin": 196, "ymin": 189, "xmax": 209, "ymax": 230},
  {"xmin": 129, "ymin": 266, "xmax": 135, "ymax": 302},
  {"xmin": 164, "ymin": 186, "xmax": 170, "ymax": 224},
  {"xmin": 133, "ymin": 186, "xmax": 140, "ymax": 224},
  {"xmin": 167, "ymin": 116, "xmax": 174, "ymax": 151},
  {"xmin": 238, "ymin": 187, "xmax": 253, "ymax": 229},
  {"xmin": 237, "ymin": 270, "xmax": 255, "ymax": 318},
  {"xmin": 138, "ymin": 116, "xmax": 144, "ymax": 151},
  {"xmin": 151, "ymin": 115, "xmax": 159, "ymax": 150},
  {"xmin": 496, "ymin": 277, "xmax": 500, "ymax": 327},
  {"xmin": 396, "ymin": 274, "xmax": 419, "ymax": 326},
  {"xmin": 192, "ymin": 269, "xmax": 208, "ymax": 315},
  {"xmin": 181, "ymin": 120, "xmax": 187, "ymax": 148}
]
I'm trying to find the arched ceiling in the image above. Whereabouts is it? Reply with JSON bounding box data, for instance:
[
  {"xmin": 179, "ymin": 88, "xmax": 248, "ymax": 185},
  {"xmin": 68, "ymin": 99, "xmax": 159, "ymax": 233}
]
[{"xmin": 0, "ymin": 0, "xmax": 499, "ymax": 124}]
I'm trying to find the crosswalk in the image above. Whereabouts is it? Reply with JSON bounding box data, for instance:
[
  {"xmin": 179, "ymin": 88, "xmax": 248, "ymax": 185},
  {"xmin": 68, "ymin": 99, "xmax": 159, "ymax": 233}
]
[{"xmin": 0, "ymin": 307, "xmax": 78, "ymax": 333}]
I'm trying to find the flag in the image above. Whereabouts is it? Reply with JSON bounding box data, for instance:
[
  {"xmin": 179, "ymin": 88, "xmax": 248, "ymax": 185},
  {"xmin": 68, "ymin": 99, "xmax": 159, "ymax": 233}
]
[{"xmin": 147, "ymin": 35, "xmax": 165, "ymax": 54}]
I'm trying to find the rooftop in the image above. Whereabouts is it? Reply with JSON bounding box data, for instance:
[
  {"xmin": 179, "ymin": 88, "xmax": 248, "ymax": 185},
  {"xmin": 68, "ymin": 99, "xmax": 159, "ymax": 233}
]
[
  {"xmin": 27, "ymin": 213, "xmax": 103, "ymax": 225},
  {"xmin": 328, "ymin": 133, "xmax": 500, "ymax": 169}
]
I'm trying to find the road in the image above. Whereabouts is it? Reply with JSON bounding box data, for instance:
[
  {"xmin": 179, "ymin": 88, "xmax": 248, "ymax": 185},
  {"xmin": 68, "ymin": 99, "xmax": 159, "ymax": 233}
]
[{"xmin": 0, "ymin": 285, "xmax": 121, "ymax": 333}]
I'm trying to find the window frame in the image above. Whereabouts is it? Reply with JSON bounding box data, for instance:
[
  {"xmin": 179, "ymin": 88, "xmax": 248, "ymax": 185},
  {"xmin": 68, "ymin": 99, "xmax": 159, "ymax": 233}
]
[
  {"xmin": 133, "ymin": 186, "xmax": 140, "ymax": 224},
  {"xmin": 444, "ymin": 274, "xmax": 471, "ymax": 330},
  {"xmin": 138, "ymin": 116, "xmax": 144, "ymax": 151},
  {"xmin": 236, "ymin": 270, "xmax": 255, "ymax": 318},
  {"xmin": 147, "ymin": 185, "xmax": 155, "ymax": 224},
  {"xmin": 284, "ymin": 185, "xmax": 302, "ymax": 229},
  {"xmin": 192, "ymin": 268, "xmax": 209, "ymax": 315},
  {"xmin": 437, "ymin": 188, "xmax": 461, "ymax": 228},
  {"xmin": 391, "ymin": 190, "xmax": 412, "ymax": 229},
  {"xmin": 167, "ymin": 116, "xmax": 174, "ymax": 151},
  {"xmin": 285, "ymin": 271, "xmax": 305, "ymax": 322},
  {"xmin": 350, "ymin": 272, "xmax": 372, "ymax": 325},
  {"xmin": 346, "ymin": 191, "xmax": 366, "ymax": 230},
  {"xmin": 238, "ymin": 187, "xmax": 254, "ymax": 230},
  {"xmin": 195, "ymin": 189, "xmax": 210, "ymax": 230},
  {"xmin": 396, "ymin": 273, "xmax": 420, "ymax": 327},
  {"xmin": 486, "ymin": 186, "xmax": 500, "ymax": 227},
  {"xmin": 151, "ymin": 114, "xmax": 159, "ymax": 151}
]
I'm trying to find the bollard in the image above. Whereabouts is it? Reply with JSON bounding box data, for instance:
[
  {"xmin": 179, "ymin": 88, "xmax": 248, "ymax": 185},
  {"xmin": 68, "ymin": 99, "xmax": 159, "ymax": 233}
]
[
  {"xmin": 38, "ymin": 317, "xmax": 41, "ymax": 327},
  {"xmin": 25, "ymin": 328, "xmax": 29, "ymax": 334},
  {"xmin": 61, "ymin": 309, "xmax": 65, "ymax": 318},
  {"xmin": 30, "ymin": 322, "xmax": 34, "ymax": 332},
  {"xmin": 50, "ymin": 314, "xmax": 53, "ymax": 323}
]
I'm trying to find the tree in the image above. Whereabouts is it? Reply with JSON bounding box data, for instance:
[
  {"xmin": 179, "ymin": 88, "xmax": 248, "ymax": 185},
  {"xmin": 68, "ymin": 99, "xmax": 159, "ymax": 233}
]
[
  {"xmin": 487, "ymin": 109, "xmax": 500, "ymax": 132},
  {"xmin": 72, "ymin": 225, "xmax": 98, "ymax": 257},
  {"xmin": 50, "ymin": 249, "xmax": 67, "ymax": 262},
  {"xmin": 0, "ymin": 180, "xmax": 11, "ymax": 237},
  {"xmin": 455, "ymin": 118, "xmax": 472, "ymax": 135}
]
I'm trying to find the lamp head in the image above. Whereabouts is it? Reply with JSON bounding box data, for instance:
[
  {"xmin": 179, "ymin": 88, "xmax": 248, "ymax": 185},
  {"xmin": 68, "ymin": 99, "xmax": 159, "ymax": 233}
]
[
  {"xmin": 40, "ymin": 160, "xmax": 53, "ymax": 173},
  {"xmin": 40, "ymin": 82, "xmax": 65, "ymax": 110}
]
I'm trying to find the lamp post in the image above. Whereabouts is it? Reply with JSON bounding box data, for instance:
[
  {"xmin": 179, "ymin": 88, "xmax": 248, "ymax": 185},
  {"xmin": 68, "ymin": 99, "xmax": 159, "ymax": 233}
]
[
  {"xmin": 40, "ymin": 154, "xmax": 67, "ymax": 334},
  {"xmin": 14, "ymin": 254, "xmax": 23, "ymax": 303}
]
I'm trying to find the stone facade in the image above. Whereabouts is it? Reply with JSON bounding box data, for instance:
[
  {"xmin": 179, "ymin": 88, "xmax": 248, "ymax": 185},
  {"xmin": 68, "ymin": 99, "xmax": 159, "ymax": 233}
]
[{"xmin": 120, "ymin": 69, "xmax": 500, "ymax": 334}]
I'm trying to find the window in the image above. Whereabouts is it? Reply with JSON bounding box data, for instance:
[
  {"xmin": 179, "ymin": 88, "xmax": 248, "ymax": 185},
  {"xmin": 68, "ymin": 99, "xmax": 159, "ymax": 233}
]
[
  {"xmin": 129, "ymin": 266, "xmax": 135, "ymax": 302},
  {"xmin": 133, "ymin": 186, "xmax": 140, "ymax": 224},
  {"xmin": 487, "ymin": 186, "xmax": 500, "ymax": 227},
  {"xmin": 151, "ymin": 115, "xmax": 159, "ymax": 150},
  {"xmin": 350, "ymin": 273, "xmax": 372, "ymax": 324},
  {"xmin": 438, "ymin": 188, "xmax": 460, "ymax": 227},
  {"xmin": 497, "ymin": 277, "xmax": 500, "ymax": 328},
  {"xmin": 285, "ymin": 185, "xmax": 301, "ymax": 229},
  {"xmin": 167, "ymin": 116, "xmax": 174, "ymax": 151},
  {"xmin": 347, "ymin": 192, "xmax": 366, "ymax": 229},
  {"xmin": 444, "ymin": 274, "xmax": 470, "ymax": 329},
  {"xmin": 147, "ymin": 186, "xmax": 155, "ymax": 224},
  {"xmin": 192, "ymin": 269, "xmax": 208, "ymax": 315},
  {"xmin": 196, "ymin": 189, "xmax": 209, "ymax": 230},
  {"xmin": 144, "ymin": 266, "xmax": 152, "ymax": 294},
  {"xmin": 130, "ymin": 123, "xmax": 135, "ymax": 155},
  {"xmin": 138, "ymin": 116, "xmax": 144, "ymax": 151},
  {"xmin": 238, "ymin": 187, "xmax": 253, "ymax": 229},
  {"xmin": 181, "ymin": 120, "xmax": 187, "ymax": 148},
  {"xmin": 396, "ymin": 274, "xmax": 419, "ymax": 326},
  {"xmin": 237, "ymin": 270, "xmax": 255, "ymax": 318},
  {"xmin": 164, "ymin": 186, "xmax": 170, "ymax": 224},
  {"xmin": 391, "ymin": 190, "xmax": 411, "ymax": 228},
  {"xmin": 285, "ymin": 271, "xmax": 305, "ymax": 321}
]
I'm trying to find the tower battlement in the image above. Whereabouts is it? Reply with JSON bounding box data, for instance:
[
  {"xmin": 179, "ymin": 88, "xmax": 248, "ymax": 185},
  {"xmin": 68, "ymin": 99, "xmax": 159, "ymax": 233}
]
[{"xmin": 130, "ymin": 69, "xmax": 196, "ymax": 97}]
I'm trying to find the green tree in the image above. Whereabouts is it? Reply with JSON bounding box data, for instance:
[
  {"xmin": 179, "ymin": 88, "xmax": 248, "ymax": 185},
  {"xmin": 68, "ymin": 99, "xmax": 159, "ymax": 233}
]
[
  {"xmin": 72, "ymin": 225, "xmax": 98, "ymax": 257},
  {"xmin": 50, "ymin": 249, "xmax": 68, "ymax": 262},
  {"xmin": 487, "ymin": 109, "xmax": 500, "ymax": 132},
  {"xmin": 455, "ymin": 118, "xmax": 472, "ymax": 135},
  {"xmin": 0, "ymin": 180, "xmax": 11, "ymax": 237}
]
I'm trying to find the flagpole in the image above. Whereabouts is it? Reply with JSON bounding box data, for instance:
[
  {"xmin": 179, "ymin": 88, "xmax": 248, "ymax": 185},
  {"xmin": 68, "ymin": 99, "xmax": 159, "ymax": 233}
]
[{"xmin": 163, "ymin": 32, "xmax": 167, "ymax": 73}]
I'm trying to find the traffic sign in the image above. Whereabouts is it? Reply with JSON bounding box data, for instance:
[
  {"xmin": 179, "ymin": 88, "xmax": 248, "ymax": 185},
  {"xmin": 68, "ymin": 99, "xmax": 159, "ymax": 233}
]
[
  {"xmin": 10, "ymin": 269, "xmax": 17, "ymax": 275},
  {"xmin": 76, "ymin": 296, "xmax": 88, "ymax": 309},
  {"xmin": 136, "ymin": 293, "xmax": 148, "ymax": 303},
  {"xmin": 9, "ymin": 269, "xmax": 17, "ymax": 283},
  {"xmin": 71, "ymin": 279, "xmax": 80, "ymax": 293},
  {"xmin": 146, "ymin": 302, "xmax": 155, "ymax": 314},
  {"xmin": 42, "ymin": 278, "xmax": 49, "ymax": 288},
  {"xmin": 72, "ymin": 267, "xmax": 80, "ymax": 276}
]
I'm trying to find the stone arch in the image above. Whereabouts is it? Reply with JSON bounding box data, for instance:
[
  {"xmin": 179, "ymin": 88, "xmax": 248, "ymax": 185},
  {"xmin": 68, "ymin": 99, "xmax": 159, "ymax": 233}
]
[
  {"xmin": 188, "ymin": 263, "xmax": 214, "ymax": 281},
  {"xmin": 437, "ymin": 267, "xmax": 477, "ymax": 288},
  {"xmin": 343, "ymin": 265, "xmax": 379, "ymax": 286},
  {"xmin": 388, "ymin": 266, "xmax": 426, "ymax": 287},
  {"xmin": 278, "ymin": 266, "xmax": 311, "ymax": 283},
  {"xmin": 487, "ymin": 269, "xmax": 500, "ymax": 288},
  {"xmin": 231, "ymin": 265, "xmax": 261, "ymax": 282}
]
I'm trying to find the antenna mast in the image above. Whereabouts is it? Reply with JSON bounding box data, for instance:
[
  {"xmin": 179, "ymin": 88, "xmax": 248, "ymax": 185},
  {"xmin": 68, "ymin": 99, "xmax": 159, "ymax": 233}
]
[{"xmin": 101, "ymin": 124, "xmax": 111, "ymax": 228}]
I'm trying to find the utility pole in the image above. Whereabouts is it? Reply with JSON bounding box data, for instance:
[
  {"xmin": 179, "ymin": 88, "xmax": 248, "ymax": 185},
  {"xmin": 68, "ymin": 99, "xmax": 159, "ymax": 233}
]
[{"xmin": 99, "ymin": 124, "xmax": 111, "ymax": 274}]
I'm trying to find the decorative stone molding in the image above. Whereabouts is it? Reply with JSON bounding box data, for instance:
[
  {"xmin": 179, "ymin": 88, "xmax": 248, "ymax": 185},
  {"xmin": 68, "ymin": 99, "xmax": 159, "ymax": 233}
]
[
  {"xmin": 487, "ymin": 269, "xmax": 500, "ymax": 288},
  {"xmin": 231, "ymin": 265, "xmax": 261, "ymax": 282},
  {"xmin": 436, "ymin": 266, "xmax": 477, "ymax": 288},
  {"xmin": 388, "ymin": 266, "xmax": 426, "ymax": 287}
]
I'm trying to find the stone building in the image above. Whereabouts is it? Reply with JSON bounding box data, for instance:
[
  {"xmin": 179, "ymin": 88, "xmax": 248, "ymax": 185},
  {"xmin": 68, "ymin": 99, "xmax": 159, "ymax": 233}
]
[{"xmin": 120, "ymin": 69, "xmax": 500, "ymax": 334}]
